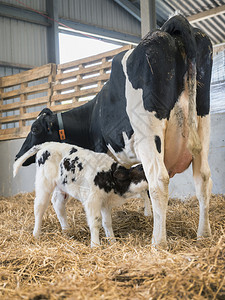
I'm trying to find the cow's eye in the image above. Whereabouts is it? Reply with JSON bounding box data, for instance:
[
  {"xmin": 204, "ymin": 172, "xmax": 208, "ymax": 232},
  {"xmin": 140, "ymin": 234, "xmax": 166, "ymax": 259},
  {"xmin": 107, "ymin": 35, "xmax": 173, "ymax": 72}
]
[{"xmin": 31, "ymin": 126, "xmax": 40, "ymax": 135}]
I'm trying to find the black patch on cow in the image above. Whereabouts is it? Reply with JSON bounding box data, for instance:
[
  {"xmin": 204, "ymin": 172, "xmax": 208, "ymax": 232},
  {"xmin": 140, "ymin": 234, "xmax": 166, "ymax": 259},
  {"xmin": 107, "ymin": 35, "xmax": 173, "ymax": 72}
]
[
  {"xmin": 94, "ymin": 163, "xmax": 131, "ymax": 196},
  {"xmin": 63, "ymin": 158, "xmax": 76, "ymax": 174},
  {"xmin": 127, "ymin": 30, "xmax": 186, "ymax": 120},
  {"xmin": 62, "ymin": 155, "xmax": 83, "ymax": 179},
  {"xmin": 69, "ymin": 147, "xmax": 78, "ymax": 155},
  {"xmin": 72, "ymin": 177, "xmax": 76, "ymax": 182},
  {"xmin": 62, "ymin": 176, "xmax": 67, "ymax": 185},
  {"xmin": 194, "ymin": 28, "xmax": 212, "ymax": 117},
  {"xmin": 155, "ymin": 135, "xmax": 161, "ymax": 153},
  {"xmin": 60, "ymin": 163, "xmax": 64, "ymax": 176},
  {"xmin": 98, "ymin": 51, "xmax": 134, "ymax": 154},
  {"xmin": 77, "ymin": 162, "xmax": 83, "ymax": 171},
  {"xmin": 38, "ymin": 151, "xmax": 50, "ymax": 166}
]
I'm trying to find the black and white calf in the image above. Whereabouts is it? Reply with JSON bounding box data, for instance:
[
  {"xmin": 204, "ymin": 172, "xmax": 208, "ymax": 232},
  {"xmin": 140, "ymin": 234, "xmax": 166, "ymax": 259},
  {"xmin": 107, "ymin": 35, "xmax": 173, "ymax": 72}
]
[{"xmin": 13, "ymin": 142, "xmax": 148, "ymax": 247}]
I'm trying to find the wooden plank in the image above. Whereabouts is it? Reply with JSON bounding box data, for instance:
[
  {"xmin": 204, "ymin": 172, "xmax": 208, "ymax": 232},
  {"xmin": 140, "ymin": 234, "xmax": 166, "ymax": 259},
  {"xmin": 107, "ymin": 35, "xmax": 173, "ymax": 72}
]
[
  {"xmin": 55, "ymin": 61, "xmax": 111, "ymax": 81},
  {"xmin": 188, "ymin": 4, "xmax": 225, "ymax": 24},
  {"xmin": 0, "ymin": 64, "xmax": 53, "ymax": 88},
  {"xmin": 0, "ymin": 111, "xmax": 39, "ymax": 124},
  {"xmin": 50, "ymin": 101, "xmax": 88, "ymax": 112},
  {"xmin": 58, "ymin": 45, "xmax": 132, "ymax": 71},
  {"xmin": 53, "ymin": 73, "xmax": 109, "ymax": 92},
  {"xmin": 0, "ymin": 126, "xmax": 31, "ymax": 141},
  {"xmin": 51, "ymin": 87, "xmax": 101, "ymax": 102},
  {"xmin": 19, "ymin": 83, "xmax": 27, "ymax": 127},
  {"xmin": 0, "ymin": 96, "xmax": 49, "ymax": 112},
  {"xmin": 1, "ymin": 82, "xmax": 50, "ymax": 99}
]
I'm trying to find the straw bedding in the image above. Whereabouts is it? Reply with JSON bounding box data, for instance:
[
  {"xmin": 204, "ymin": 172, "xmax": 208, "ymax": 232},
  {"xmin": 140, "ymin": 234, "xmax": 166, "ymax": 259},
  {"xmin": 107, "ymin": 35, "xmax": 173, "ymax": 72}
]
[{"xmin": 0, "ymin": 192, "xmax": 224, "ymax": 299}]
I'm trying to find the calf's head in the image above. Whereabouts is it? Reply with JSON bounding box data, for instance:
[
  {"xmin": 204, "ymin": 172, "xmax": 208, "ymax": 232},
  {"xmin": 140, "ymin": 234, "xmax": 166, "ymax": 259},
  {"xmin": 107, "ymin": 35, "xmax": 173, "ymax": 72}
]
[
  {"xmin": 94, "ymin": 163, "xmax": 147, "ymax": 196},
  {"xmin": 15, "ymin": 108, "xmax": 59, "ymax": 166}
]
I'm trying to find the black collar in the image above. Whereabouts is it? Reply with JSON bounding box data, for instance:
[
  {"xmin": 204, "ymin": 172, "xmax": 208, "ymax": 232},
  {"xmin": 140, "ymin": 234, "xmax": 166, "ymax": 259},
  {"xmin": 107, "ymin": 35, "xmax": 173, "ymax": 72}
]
[{"xmin": 57, "ymin": 112, "xmax": 66, "ymax": 141}]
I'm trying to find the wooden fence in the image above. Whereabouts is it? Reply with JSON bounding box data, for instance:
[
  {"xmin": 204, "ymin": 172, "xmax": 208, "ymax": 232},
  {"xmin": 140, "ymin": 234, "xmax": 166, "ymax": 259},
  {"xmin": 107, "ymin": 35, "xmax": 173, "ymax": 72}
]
[{"xmin": 0, "ymin": 45, "xmax": 132, "ymax": 141}]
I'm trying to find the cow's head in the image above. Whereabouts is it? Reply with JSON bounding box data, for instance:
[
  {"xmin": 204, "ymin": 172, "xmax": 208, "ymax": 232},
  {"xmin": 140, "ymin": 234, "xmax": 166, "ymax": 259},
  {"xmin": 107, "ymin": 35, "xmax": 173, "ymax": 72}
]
[{"xmin": 15, "ymin": 108, "xmax": 59, "ymax": 166}]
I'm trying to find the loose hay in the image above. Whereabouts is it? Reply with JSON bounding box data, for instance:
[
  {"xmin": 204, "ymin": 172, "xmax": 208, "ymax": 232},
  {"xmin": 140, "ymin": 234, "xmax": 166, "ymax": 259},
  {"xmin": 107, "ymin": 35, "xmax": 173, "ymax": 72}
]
[{"xmin": 0, "ymin": 193, "xmax": 224, "ymax": 299}]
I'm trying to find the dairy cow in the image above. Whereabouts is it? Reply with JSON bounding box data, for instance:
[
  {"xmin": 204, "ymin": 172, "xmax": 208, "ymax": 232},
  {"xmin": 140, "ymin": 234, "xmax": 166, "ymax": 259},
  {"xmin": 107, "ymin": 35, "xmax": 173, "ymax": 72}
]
[{"xmin": 15, "ymin": 15, "xmax": 213, "ymax": 247}]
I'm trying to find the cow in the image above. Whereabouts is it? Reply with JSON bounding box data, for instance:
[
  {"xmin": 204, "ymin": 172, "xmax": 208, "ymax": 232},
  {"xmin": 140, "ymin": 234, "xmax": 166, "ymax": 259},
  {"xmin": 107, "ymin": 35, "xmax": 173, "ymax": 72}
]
[
  {"xmin": 15, "ymin": 14, "xmax": 213, "ymax": 248},
  {"xmin": 13, "ymin": 142, "xmax": 148, "ymax": 247}
]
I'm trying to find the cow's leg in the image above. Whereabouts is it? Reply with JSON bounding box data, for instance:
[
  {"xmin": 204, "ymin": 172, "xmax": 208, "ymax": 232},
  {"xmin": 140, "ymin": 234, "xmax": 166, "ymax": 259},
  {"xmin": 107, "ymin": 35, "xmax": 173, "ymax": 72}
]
[
  {"xmin": 84, "ymin": 194, "xmax": 103, "ymax": 247},
  {"xmin": 192, "ymin": 115, "xmax": 212, "ymax": 238},
  {"xmin": 143, "ymin": 156, "xmax": 169, "ymax": 247},
  {"xmin": 33, "ymin": 188, "xmax": 52, "ymax": 238},
  {"xmin": 101, "ymin": 204, "xmax": 116, "ymax": 242},
  {"xmin": 135, "ymin": 127, "xmax": 169, "ymax": 247},
  {"xmin": 51, "ymin": 187, "xmax": 69, "ymax": 231}
]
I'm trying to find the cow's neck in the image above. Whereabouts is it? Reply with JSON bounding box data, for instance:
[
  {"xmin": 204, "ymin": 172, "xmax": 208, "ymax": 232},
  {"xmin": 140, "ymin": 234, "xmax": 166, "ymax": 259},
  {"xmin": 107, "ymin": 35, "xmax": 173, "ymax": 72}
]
[{"xmin": 56, "ymin": 100, "xmax": 96, "ymax": 150}]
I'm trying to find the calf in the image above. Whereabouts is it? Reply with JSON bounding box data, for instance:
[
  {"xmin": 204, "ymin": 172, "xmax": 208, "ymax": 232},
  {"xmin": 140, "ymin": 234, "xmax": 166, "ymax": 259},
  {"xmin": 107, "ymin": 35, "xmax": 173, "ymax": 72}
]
[{"xmin": 13, "ymin": 142, "xmax": 148, "ymax": 247}]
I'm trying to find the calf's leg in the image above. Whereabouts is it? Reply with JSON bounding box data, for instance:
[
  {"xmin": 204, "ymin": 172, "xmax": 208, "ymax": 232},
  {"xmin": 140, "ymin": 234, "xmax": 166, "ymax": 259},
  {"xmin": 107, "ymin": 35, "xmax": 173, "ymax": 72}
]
[
  {"xmin": 51, "ymin": 187, "xmax": 69, "ymax": 231},
  {"xmin": 33, "ymin": 188, "xmax": 52, "ymax": 238},
  {"xmin": 84, "ymin": 194, "xmax": 103, "ymax": 247},
  {"xmin": 101, "ymin": 204, "xmax": 116, "ymax": 242}
]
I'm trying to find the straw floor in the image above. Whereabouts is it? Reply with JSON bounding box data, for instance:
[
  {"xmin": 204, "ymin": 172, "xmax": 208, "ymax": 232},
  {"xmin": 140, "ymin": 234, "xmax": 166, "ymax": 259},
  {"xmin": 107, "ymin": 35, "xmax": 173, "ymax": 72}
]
[{"xmin": 0, "ymin": 192, "xmax": 224, "ymax": 299}]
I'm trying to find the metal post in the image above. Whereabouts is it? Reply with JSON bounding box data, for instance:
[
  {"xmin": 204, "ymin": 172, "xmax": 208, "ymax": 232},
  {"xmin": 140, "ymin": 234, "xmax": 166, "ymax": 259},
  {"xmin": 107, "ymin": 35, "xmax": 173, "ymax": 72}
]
[
  {"xmin": 140, "ymin": 0, "xmax": 156, "ymax": 38},
  {"xmin": 46, "ymin": 0, "xmax": 59, "ymax": 64}
]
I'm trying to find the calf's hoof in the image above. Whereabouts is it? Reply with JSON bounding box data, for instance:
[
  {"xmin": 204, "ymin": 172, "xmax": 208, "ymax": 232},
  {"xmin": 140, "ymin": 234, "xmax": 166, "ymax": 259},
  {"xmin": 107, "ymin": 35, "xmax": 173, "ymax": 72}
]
[
  {"xmin": 151, "ymin": 238, "xmax": 168, "ymax": 250},
  {"xmin": 91, "ymin": 241, "xmax": 100, "ymax": 248},
  {"xmin": 33, "ymin": 231, "xmax": 41, "ymax": 239},
  {"xmin": 197, "ymin": 227, "xmax": 212, "ymax": 240}
]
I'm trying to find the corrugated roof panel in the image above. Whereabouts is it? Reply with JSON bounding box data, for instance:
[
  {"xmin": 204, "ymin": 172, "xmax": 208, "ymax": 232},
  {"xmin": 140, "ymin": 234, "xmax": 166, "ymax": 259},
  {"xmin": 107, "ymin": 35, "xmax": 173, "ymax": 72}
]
[
  {"xmin": 1, "ymin": 0, "xmax": 46, "ymax": 12},
  {"xmin": 59, "ymin": 0, "xmax": 141, "ymax": 37},
  {"xmin": 0, "ymin": 17, "xmax": 48, "ymax": 66}
]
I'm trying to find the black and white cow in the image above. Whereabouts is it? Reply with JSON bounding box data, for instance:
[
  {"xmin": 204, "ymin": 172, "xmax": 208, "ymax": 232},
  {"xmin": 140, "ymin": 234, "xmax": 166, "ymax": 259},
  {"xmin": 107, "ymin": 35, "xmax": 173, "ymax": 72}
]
[
  {"xmin": 13, "ymin": 142, "xmax": 148, "ymax": 247},
  {"xmin": 15, "ymin": 15, "xmax": 213, "ymax": 247}
]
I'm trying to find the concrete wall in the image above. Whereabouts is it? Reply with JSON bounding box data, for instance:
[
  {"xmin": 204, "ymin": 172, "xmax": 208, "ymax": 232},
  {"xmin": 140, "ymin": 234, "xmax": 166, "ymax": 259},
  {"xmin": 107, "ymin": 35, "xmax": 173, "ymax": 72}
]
[{"xmin": 0, "ymin": 112, "xmax": 224, "ymax": 198}]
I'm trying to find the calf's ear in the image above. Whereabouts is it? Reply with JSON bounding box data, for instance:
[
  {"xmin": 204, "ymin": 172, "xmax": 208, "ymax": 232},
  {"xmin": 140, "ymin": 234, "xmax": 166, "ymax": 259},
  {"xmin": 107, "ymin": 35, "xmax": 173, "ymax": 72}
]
[{"xmin": 113, "ymin": 167, "xmax": 130, "ymax": 181}]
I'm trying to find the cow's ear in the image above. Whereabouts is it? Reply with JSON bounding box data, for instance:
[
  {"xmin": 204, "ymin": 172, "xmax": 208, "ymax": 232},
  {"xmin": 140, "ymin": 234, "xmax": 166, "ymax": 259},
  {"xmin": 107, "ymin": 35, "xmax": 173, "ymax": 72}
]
[
  {"xmin": 113, "ymin": 167, "xmax": 130, "ymax": 181},
  {"xmin": 38, "ymin": 108, "xmax": 53, "ymax": 117},
  {"xmin": 40, "ymin": 113, "xmax": 53, "ymax": 134}
]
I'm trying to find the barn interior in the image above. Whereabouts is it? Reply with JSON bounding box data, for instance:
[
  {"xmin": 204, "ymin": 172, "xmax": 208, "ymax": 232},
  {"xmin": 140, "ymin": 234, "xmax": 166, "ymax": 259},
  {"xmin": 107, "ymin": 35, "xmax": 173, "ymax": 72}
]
[
  {"xmin": 0, "ymin": 0, "xmax": 224, "ymax": 197},
  {"xmin": 0, "ymin": 2, "xmax": 224, "ymax": 299}
]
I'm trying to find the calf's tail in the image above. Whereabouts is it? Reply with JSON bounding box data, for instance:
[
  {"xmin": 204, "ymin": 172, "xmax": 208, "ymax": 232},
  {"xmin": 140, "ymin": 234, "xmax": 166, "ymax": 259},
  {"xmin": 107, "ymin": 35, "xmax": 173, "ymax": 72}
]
[
  {"xmin": 13, "ymin": 145, "xmax": 42, "ymax": 177},
  {"xmin": 162, "ymin": 14, "xmax": 201, "ymax": 157}
]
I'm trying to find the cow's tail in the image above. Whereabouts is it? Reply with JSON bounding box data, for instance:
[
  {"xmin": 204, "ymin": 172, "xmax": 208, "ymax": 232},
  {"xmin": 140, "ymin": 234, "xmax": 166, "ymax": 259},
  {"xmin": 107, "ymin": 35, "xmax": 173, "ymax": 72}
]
[
  {"xmin": 13, "ymin": 144, "xmax": 42, "ymax": 177},
  {"xmin": 162, "ymin": 14, "xmax": 202, "ymax": 157}
]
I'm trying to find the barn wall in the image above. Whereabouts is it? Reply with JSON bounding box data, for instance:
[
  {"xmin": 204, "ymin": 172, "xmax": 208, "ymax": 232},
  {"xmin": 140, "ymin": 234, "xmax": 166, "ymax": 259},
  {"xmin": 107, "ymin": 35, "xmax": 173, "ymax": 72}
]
[
  {"xmin": 58, "ymin": 0, "xmax": 141, "ymax": 37},
  {"xmin": 0, "ymin": 16, "xmax": 48, "ymax": 67},
  {"xmin": 0, "ymin": 112, "xmax": 224, "ymax": 198}
]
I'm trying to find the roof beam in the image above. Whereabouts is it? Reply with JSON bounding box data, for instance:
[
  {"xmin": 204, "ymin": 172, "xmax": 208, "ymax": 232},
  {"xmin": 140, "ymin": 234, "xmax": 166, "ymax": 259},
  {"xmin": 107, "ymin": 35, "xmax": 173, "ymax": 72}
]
[
  {"xmin": 59, "ymin": 19, "xmax": 141, "ymax": 45},
  {"xmin": 140, "ymin": 0, "xmax": 156, "ymax": 37},
  {"xmin": 0, "ymin": 2, "xmax": 49, "ymax": 26},
  {"xmin": 187, "ymin": 4, "xmax": 225, "ymax": 24},
  {"xmin": 113, "ymin": 0, "xmax": 141, "ymax": 21}
]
